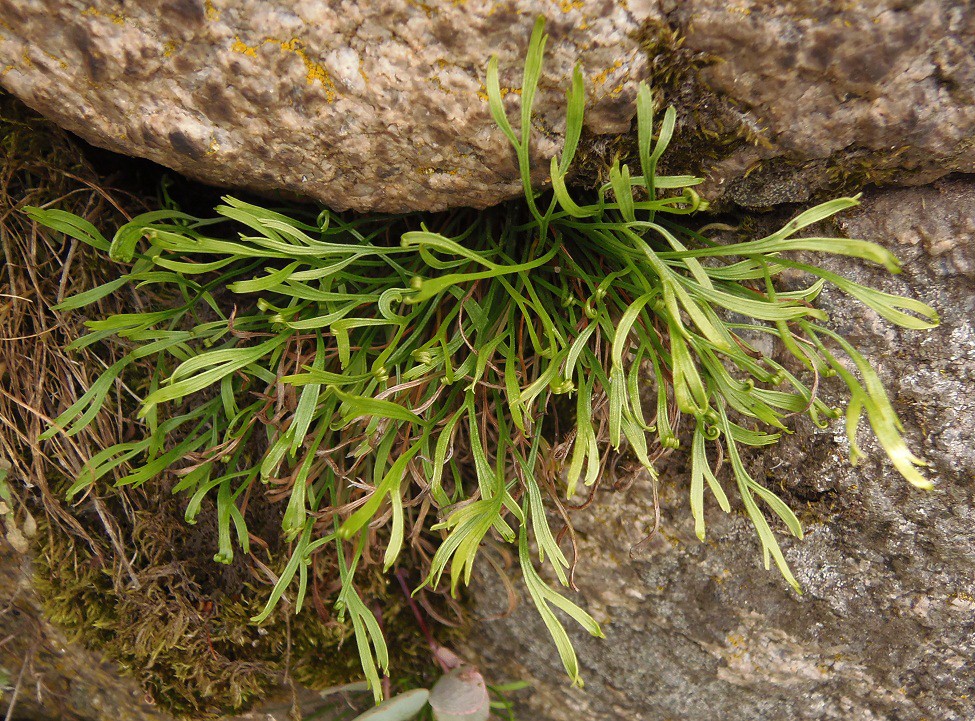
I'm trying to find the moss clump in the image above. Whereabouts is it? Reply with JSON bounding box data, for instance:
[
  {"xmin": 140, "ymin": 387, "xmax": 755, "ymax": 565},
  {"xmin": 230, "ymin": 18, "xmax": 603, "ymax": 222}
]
[
  {"xmin": 32, "ymin": 482, "xmax": 437, "ymax": 717},
  {"xmin": 572, "ymin": 18, "xmax": 768, "ymax": 193},
  {"xmin": 641, "ymin": 19, "xmax": 768, "ymax": 160}
]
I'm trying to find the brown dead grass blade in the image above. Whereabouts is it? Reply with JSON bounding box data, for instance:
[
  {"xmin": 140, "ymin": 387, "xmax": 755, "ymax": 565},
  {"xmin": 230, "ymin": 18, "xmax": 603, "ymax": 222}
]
[{"xmin": 0, "ymin": 94, "xmax": 151, "ymax": 557}]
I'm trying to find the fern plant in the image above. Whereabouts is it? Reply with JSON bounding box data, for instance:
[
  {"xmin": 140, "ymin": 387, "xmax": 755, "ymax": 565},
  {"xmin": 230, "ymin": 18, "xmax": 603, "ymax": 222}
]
[{"xmin": 28, "ymin": 18, "xmax": 937, "ymax": 699}]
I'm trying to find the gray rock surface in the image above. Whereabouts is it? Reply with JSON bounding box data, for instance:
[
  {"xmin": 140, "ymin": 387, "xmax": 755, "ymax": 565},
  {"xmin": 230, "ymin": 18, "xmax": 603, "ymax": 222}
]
[
  {"xmin": 470, "ymin": 177, "xmax": 975, "ymax": 720},
  {"xmin": 3, "ymin": 1, "xmax": 973, "ymax": 212},
  {"xmin": 0, "ymin": 0, "xmax": 649, "ymax": 212},
  {"xmin": 662, "ymin": 1, "xmax": 975, "ymax": 207}
]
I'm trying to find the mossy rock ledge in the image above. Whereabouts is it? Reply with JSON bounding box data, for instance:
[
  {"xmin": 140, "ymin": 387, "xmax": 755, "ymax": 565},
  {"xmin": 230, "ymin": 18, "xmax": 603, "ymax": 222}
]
[{"xmin": 1, "ymin": 1, "xmax": 972, "ymax": 212}]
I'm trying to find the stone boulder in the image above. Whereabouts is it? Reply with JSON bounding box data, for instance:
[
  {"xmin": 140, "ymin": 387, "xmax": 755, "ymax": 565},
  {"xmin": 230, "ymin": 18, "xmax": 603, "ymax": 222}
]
[
  {"xmin": 0, "ymin": 0, "xmax": 648, "ymax": 212},
  {"xmin": 470, "ymin": 178, "xmax": 975, "ymax": 721},
  {"xmin": 1, "ymin": 1, "xmax": 972, "ymax": 212},
  {"xmin": 662, "ymin": 0, "xmax": 975, "ymax": 207}
]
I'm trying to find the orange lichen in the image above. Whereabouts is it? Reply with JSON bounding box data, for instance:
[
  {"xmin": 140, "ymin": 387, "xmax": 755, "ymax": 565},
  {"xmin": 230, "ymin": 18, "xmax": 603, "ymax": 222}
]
[
  {"xmin": 231, "ymin": 36, "xmax": 258, "ymax": 58},
  {"xmin": 476, "ymin": 83, "xmax": 521, "ymax": 102},
  {"xmin": 82, "ymin": 6, "xmax": 125, "ymax": 24},
  {"xmin": 406, "ymin": 0, "xmax": 437, "ymax": 17},
  {"xmin": 226, "ymin": 34, "xmax": 337, "ymax": 100},
  {"xmin": 417, "ymin": 167, "xmax": 459, "ymax": 176},
  {"xmin": 591, "ymin": 60, "xmax": 623, "ymax": 87},
  {"xmin": 278, "ymin": 38, "xmax": 337, "ymax": 100}
]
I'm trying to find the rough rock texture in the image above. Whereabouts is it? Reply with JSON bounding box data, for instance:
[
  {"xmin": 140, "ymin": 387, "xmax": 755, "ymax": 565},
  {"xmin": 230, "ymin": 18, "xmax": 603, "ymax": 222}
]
[
  {"xmin": 3, "ymin": 1, "xmax": 973, "ymax": 212},
  {"xmin": 471, "ymin": 177, "xmax": 975, "ymax": 720},
  {"xmin": 663, "ymin": 1, "xmax": 975, "ymax": 207},
  {"xmin": 0, "ymin": 0, "xmax": 650, "ymax": 213}
]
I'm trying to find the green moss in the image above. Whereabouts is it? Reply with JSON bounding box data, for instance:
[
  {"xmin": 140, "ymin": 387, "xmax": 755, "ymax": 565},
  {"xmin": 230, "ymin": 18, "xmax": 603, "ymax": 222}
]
[
  {"xmin": 822, "ymin": 146, "xmax": 916, "ymax": 197},
  {"xmin": 573, "ymin": 18, "xmax": 765, "ymax": 190},
  {"xmin": 31, "ymin": 484, "xmax": 437, "ymax": 718}
]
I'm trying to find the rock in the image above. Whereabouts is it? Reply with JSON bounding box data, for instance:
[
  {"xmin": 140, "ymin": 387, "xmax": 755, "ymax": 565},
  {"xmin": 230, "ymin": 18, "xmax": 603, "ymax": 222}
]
[
  {"xmin": 1, "ymin": 2, "xmax": 971, "ymax": 212},
  {"xmin": 0, "ymin": 0, "xmax": 650, "ymax": 213},
  {"xmin": 653, "ymin": 1, "xmax": 975, "ymax": 207},
  {"xmin": 469, "ymin": 178, "xmax": 975, "ymax": 720}
]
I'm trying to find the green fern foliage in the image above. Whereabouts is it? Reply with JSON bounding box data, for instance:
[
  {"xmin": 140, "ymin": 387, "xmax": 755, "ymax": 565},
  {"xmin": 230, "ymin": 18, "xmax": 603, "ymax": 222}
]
[{"xmin": 27, "ymin": 17, "xmax": 937, "ymax": 697}]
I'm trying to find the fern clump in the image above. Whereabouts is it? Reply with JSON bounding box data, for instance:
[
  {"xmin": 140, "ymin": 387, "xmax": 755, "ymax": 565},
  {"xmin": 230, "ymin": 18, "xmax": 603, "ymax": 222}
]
[{"xmin": 28, "ymin": 18, "xmax": 937, "ymax": 697}]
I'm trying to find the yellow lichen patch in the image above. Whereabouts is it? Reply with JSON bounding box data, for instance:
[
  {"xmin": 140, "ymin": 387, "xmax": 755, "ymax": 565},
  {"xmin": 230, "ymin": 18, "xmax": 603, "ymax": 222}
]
[
  {"xmin": 559, "ymin": 0, "xmax": 584, "ymax": 11},
  {"xmin": 231, "ymin": 36, "xmax": 258, "ymax": 58},
  {"xmin": 476, "ymin": 83, "xmax": 521, "ymax": 102},
  {"xmin": 232, "ymin": 35, "xmax": 339, "ymax": 101},
  {"xmin": 406, "ymin": 0, "xmax": 438, "ymax": 18},
  {"xmin": 40, "ymin": 48, "xmax": 68, "ymax": 70},
  {"xmin": 162, "ymin": 40, "xmax": 178, "ymax": 58},
  {"xmin": 205, "ymin": 138, "xmax": 220, "ymax": 156},
  {"xmin": 304, "ymin": 61, "xmax": 332, "ymax": 92},
  {"xmin": 726, "ymin": 633, "xmax": 746, "ymax": 647},
  {"xmin": 204, "ymin": 0, "xmax": 219, "ymax": 21},
  {"xmin": 417, "ymin": 166, "xmax": 458, "ymax": 176},
  {"xmin": 82, "ymin": 6, "xmax": 125, "ymax": 24},
  {"xmin": 278, "ymin": 38, "xmax": 338, "ymax": 100},
  {"xmin": 591, "ymin": 60, "xmax": 623, "ymax": 87},
  {"xmin": 427, "ymin": 75, "xmax": 449, "ymax": 93}
]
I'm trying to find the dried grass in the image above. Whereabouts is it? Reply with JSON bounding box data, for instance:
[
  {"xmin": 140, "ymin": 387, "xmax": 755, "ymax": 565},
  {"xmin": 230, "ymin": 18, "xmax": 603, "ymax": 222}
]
[{"xmin": 0, "ymin": 92, "xmax": 151, "ymax": 558}]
